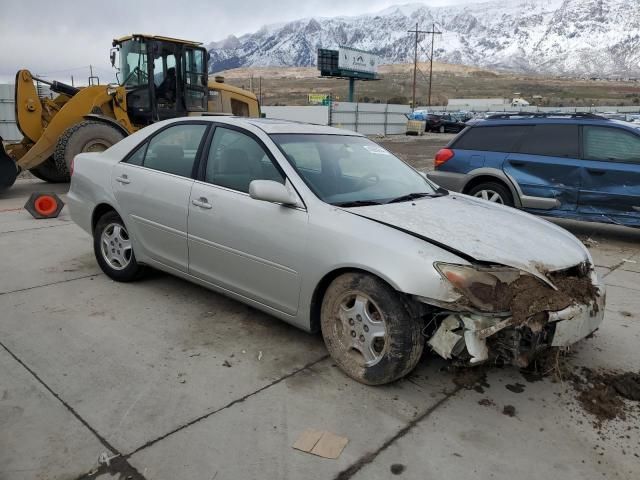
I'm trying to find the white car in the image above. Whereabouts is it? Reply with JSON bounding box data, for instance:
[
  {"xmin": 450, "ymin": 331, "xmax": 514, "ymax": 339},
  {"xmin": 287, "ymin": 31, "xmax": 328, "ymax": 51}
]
[{"xmin": 68, "ymin": 117, "xmax": 605, "ymax": 385}]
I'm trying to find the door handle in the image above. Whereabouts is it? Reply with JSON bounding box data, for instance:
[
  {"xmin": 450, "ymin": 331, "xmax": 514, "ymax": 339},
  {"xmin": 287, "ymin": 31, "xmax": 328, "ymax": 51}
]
[
  {"xmin": 115, "ymin": 175, "xmax": 130, "ymax": 184},
  {"xmin": 192, "ymin": 197, "xmax": 212, "ymax": 209},
  {"xmin": 587, "ymin": 168, "xmax": 606, "ymax": 175}
]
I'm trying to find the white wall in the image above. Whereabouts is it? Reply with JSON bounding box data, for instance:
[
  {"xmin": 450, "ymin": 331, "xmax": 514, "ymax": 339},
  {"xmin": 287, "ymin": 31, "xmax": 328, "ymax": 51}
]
[
  {"xmin": 262, "ymin": 106, "xmax": 329, "ymax": 125},
  {"xmin": 0, "ymin": 84, "xmax": 21, "ymax": 142},
  {"xmin": 330, "ymin": 102, "xmax": 411, "ymax": 135}
]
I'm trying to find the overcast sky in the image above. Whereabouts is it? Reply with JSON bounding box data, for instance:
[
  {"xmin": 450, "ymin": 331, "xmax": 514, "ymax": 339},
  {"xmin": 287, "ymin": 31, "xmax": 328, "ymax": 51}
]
[{"xmin": 0, "ymin": 0, "xmax": 489, "ymax": 83}]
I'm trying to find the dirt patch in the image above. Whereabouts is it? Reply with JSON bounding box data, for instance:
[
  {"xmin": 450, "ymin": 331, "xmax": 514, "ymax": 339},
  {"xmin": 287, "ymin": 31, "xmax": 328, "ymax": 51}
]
[
  {"xmin": 470, "ymin": 267, "xmax": 599, "ymax": 327},
  {"xmin": 571, "ymin": 367, "xmax": 640, "ymax": 425},
  {"xmin": 478, "ymin": 398, "xmax": 495, "ymax": 407}
]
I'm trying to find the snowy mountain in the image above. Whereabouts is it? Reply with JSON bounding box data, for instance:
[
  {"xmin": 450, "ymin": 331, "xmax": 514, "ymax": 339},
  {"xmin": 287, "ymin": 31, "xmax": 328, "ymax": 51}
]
[{"xmin": 208, "ymin": 0, "xmax": 640, "ymax": 77}]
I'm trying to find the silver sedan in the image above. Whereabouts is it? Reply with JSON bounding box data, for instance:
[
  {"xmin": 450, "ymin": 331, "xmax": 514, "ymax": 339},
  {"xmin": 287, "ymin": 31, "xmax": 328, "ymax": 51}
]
[{"xmin": 68, "ymin": 117, "xmax": 605, "ymax": 385}]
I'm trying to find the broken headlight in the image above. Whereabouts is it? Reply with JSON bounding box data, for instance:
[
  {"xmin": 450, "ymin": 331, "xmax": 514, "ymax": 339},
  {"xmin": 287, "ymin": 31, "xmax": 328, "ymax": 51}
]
[{"xmin": 435, "ymin": 263, "xmax": 523, "ymax": 313}]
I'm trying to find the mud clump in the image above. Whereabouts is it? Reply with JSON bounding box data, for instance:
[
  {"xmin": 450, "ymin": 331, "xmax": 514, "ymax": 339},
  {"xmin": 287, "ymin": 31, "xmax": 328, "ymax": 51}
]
[
  {"xmin": 502, "ymin": 405, "xmax": 516, "ymax": 417},
  {"xmin": 470, "ymin": 268, "xmax": 599, "ymax": 328}
]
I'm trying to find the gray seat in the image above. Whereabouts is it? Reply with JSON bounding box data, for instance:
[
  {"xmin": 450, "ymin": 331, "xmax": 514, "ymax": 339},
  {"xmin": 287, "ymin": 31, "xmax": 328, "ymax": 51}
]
[{"xmin": 214, "ymin": 148, "xmax": 253, "ymax": 192}]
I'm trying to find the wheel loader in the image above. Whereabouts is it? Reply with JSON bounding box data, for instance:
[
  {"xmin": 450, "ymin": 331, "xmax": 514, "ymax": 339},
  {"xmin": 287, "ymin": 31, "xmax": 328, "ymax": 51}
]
[{"xmin": 0, "ymin": 34, "xmax": 260, "ymax": 192}]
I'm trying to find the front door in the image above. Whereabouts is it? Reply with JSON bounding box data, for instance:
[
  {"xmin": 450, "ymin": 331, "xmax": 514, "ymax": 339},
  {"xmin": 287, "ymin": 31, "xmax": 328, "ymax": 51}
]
[
  {"xmin": 503, "ymin": 124, "xmax": 581, "ymax": 211},
  {"xmin": 578, "ymin": 125, "xmax": 640, "ymax": 226},
  {"xmin": 187, "ymin": 126, "xmax": 307, "ymax": 315},
  {"xmin": 112, "ymin": 122, "xmax": 208, "ymax": 271}
]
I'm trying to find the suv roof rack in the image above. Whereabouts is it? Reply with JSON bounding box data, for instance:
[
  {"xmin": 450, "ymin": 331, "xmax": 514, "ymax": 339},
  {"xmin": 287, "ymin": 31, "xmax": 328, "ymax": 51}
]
[{"xmin": 485, "ymin": 112, "xmax": 607, "ymax": 120}]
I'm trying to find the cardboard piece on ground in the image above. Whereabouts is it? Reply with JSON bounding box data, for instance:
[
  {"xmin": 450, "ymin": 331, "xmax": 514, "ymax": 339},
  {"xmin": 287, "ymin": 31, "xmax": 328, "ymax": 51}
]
[{"xmin": 292, "ymin": 429, "xmax": 349, "ymax": 459}]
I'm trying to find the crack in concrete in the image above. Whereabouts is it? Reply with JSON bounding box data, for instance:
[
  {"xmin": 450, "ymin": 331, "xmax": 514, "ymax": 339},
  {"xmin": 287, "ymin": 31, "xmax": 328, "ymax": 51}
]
[
  {"xmin": 0, "ymin": 222, "xmax": 73, "ymax": 234},
  {"xmin": 0, "ymin": 273, "xmax": 102, "ymax": 296},
  {"xmin": 333, "ymin": 385, "xmax": 463, "ymax": 480},
  {"xmin": 126, "ymin": 354, "xmax": 330, "ymax": 458}
]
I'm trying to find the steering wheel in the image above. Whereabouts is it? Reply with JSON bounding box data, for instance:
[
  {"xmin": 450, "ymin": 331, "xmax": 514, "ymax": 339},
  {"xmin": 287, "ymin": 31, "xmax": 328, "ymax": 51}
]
[
  {"xmin": 122, "ymin": 66, "xmax": 148, "ymax": 86},
  {"xmin": 355, "ymin": 172, "xmax": 380, "ymax": 191}
]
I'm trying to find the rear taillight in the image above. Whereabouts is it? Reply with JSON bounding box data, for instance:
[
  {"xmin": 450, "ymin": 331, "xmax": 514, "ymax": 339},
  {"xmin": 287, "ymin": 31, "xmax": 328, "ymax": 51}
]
[{"xmin": 434, "ymin": 148, "xmax": 454, "ymax": 168}]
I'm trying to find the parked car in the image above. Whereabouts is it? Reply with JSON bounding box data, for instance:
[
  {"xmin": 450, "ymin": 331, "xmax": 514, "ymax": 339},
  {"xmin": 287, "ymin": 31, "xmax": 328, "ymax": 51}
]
[
  {"xmin": 68, "ymin": 117, "xmax": 605, "ymax": 385},
  {"xmin": 428, "ymin": 113, "xmax": 640, "ymax": 228},
  {"xmin": 437, "ymin": 114, "xmax": 467, "ymax": 133}
]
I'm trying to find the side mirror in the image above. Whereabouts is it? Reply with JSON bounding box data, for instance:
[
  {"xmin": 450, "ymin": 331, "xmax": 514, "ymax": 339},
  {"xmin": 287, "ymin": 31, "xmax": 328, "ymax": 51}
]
[
  {"xmin": 109, "ymin": 48, "xmax": 117, "ymax": 67},
  {"xmin": 249, "ymin": 180, "xmax": 298, "ymax": 206}
]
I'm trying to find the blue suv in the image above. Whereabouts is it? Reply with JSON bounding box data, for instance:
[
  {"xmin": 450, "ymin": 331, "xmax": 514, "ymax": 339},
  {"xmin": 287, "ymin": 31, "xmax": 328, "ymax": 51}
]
[{"xmin": 428, "ymin": 113, "xmax": 640, "ymax": 228}]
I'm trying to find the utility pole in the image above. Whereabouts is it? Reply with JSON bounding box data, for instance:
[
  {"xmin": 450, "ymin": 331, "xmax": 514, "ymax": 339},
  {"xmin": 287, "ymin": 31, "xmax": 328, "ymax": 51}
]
[
  {"xmin": 407, "ymin": 23, "xmax": 429, "ymax": 111},
  {"xmin": 426, "ymin": 23, "xmax": 442, "ymax": 107}
]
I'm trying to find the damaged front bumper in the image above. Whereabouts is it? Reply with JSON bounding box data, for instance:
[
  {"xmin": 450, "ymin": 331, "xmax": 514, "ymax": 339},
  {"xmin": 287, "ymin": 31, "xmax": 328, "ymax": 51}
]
[{"xmin": 426, "ymin": 281, "xmax": 606, "ymax": 367}]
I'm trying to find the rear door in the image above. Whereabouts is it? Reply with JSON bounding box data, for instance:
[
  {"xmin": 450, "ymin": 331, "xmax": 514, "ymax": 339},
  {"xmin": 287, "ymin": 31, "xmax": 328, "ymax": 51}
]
[
  {"xmin": 112, "ymin": 122, "xmax": 208, "ymax": 272},
  {"xmin": 447, "ymin": 125, "xmax": 529, "ymax": 173},
  {"xmin": 504, "ymin": 124, "xmax": 581, "ymax": 211},
  {"xmin": 578, "ymin": 125, "xmax": 640, "ymax": 225}
]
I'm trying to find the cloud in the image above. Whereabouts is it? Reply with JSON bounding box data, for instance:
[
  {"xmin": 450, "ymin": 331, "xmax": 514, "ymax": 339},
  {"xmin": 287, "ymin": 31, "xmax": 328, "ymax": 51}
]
[{"xmin": 0, "ymin": 0, "xmax": 488, "ymax": 83}]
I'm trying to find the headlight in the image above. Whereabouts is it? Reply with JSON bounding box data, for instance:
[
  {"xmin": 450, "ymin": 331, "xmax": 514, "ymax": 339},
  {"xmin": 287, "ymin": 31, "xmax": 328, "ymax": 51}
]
[{"xmin": 435, "ymin": 263, "xmax": 524, "ymax": 312}]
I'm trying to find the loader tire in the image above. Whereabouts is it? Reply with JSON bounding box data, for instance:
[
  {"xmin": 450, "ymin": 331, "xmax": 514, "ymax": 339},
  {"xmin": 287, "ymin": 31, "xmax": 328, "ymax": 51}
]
[
  {"xmin": 30, "ymin": 157, "xmax": 70, "ymax": 183},
  {"xmin": 55, "ymin": 121, "xmax": 125, "ymax": 172}
]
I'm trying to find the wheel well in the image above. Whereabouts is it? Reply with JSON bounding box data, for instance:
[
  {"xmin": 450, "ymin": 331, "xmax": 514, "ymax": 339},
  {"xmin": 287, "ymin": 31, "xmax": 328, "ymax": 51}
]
[
  {"xmin": 309, "ymin": 267, "xmax": 403, "ymax": 333},
  {"xmin": 463, "ymin": 175, "xmax": 515, "ymax": 201},
  {"xmin": 91, "ymin": 203, "xmax": 118, "ymax": 233}
]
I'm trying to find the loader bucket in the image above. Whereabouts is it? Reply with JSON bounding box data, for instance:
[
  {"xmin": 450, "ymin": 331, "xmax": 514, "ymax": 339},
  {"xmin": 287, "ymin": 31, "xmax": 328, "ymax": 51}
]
[{"xmin": 0, "ymin": 138, "xmax": 18, "ymax": 192}]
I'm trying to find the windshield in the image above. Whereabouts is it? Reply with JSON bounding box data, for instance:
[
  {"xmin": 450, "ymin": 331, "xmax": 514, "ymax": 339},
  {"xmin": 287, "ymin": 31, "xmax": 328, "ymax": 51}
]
[
  {"xmin": 119, "ymin": 39, "xmax": 149, "ymax": 87},
  {"xmin": 271, "ymin": 134, "xmax": 438, "ymax": 206}
]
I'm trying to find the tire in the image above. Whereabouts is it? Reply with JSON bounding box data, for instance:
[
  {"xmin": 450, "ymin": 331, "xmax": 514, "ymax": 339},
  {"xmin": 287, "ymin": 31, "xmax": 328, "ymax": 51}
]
[
  {"xmin": 93, "ymin": 211, "xmax": 144, "ymax": 282},
  {"xmin": 55, "ymin": 121, "xmax": 125, "ymax": 172},
  {"xmin": 439, "ymin": 125, "xmax": 446, "ymax": 133},
  {"xmin": 467, "ymin": 181, "xmax": 514, "ymax": 207},
  {"xmin": 320, "ymin": 273, "xmax": 424, "ymax": 385},
  {"xmin": 29, "ymin": 157, "xmax": 70, "ymax": 183}
]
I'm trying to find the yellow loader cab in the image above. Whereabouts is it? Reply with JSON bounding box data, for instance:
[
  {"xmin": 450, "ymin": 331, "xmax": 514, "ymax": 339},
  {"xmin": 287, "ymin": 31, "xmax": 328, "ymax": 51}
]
[{"xmin": 0, "ymin": 34, "xmax": 260, "ymax": 191}]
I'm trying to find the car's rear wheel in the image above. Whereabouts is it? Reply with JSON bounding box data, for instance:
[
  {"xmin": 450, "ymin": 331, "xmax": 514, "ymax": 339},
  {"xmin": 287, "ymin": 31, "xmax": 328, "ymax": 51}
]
[
  {"xmin": 93, "ymin": 211, "xmax": 144, "ymax": 282},
  {"xmin": 467, "ymin": 181, "xmax": 514, "ymax": 207},
  {"xmin": 320, "ymin": 272, "xmax": 424, "ymax": 385}
]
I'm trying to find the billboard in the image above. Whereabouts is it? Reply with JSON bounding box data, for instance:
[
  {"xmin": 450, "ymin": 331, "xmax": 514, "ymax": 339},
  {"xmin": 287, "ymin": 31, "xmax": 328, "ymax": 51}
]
[{"xmin": 338, "ymin": 47, "xmax": 379, "ymax": 75}]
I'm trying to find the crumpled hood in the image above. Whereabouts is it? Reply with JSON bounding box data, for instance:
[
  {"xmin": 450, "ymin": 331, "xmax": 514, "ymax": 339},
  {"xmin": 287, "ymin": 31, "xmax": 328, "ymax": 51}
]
[{"xmin": 348, "ymin": 193, "xmax": 590, "ymax": 282}]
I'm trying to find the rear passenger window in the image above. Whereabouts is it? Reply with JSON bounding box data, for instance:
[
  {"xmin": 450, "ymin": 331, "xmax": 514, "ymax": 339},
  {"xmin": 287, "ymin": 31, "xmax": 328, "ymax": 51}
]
[
  {"xmin": 143, "ymin": 124, "xmax": 207, "ymax": 177},
  {"xmin": 583, "ymin": 126, "xmax": 640, "ymax": 163},
  {"xmin": 206, "ymin": 127, "xmax": 285, "ymax": 193},
  {"xmin": 518, "ymin": 125, "xmax": 579, "ymax": 158},
  {"xmin": 125, "ymin": 143, "xmax": 147, "ymax": 166},
  {"xmin": 452, "ymin": 126, "xmax": 529, "ymax": 152}
]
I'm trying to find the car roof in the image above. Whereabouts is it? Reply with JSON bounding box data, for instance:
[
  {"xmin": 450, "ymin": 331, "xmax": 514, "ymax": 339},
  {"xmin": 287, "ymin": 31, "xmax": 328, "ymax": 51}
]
[
  {"xmin": 466, "ymin": 116, "xmax": 639, "ymax": 132},
  {"xmin": 171, "ymin": 116, "xmax": 363, "ymax": 136}
]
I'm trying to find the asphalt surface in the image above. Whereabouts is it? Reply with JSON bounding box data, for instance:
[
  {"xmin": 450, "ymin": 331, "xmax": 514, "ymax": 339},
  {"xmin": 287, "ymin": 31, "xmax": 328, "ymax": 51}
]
[{"xmin": 1, "ymin": 166, "xmax": 640, "ymax": 480}]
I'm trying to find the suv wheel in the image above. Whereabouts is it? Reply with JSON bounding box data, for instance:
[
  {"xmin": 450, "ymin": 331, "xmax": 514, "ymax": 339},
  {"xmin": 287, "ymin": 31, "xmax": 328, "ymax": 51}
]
[{"xmin": 467, "ymin": 182, "xmax": 514, "ymax": 207}]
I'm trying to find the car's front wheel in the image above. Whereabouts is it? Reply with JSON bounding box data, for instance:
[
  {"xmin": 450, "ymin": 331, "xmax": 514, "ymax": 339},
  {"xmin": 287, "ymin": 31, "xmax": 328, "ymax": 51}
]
[
  {"xmin": 93, "ymin": 211, "xmax": 144, "ymax": 282},
  {"xmin": 467, "ymin": 181, "xmax": 514, "ymax": 207},
  {"xmin": 320, "ymin": 272, "xmax": 424, "ymax": 385}
]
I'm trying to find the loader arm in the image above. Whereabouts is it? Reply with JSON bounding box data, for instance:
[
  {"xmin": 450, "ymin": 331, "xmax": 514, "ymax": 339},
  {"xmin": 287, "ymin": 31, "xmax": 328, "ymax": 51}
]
[{"xmin": 14, "ymin": 84, "xmax": 134, "ymax": 170}]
